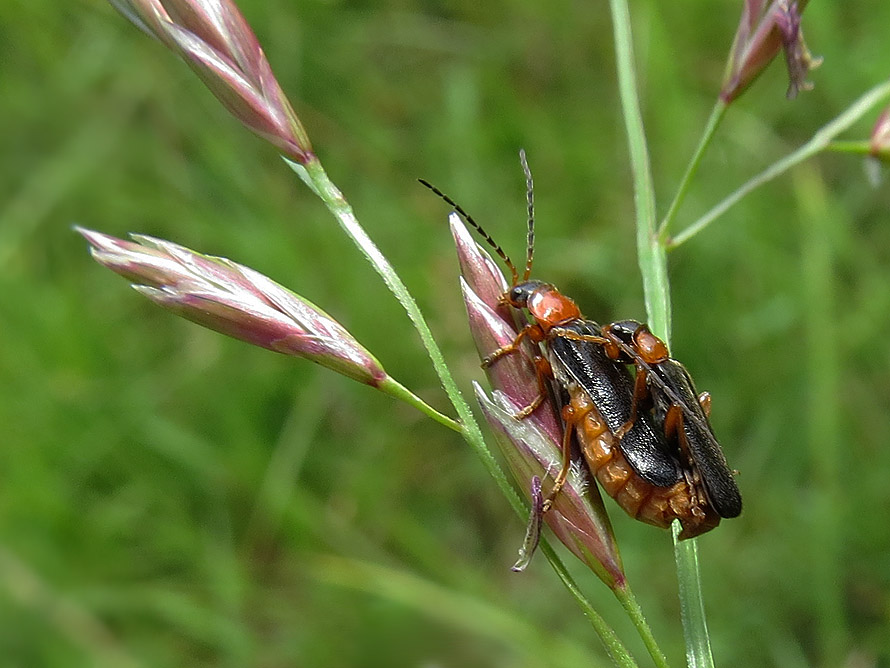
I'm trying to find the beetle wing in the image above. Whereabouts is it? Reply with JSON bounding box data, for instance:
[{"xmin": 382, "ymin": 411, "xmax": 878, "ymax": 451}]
[
  {"xmin": 549, "ymin": 321, "xmax": 681, "ymax": 487},
  {"xmin": 651, "ymin": 360, "xmax": 742, "ymax": 518}
]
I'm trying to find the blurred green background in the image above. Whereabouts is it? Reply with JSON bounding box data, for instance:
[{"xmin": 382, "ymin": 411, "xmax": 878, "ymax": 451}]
[{"xmin": 2, "ymin": 0, "xmax": 889, "ymax": 666}]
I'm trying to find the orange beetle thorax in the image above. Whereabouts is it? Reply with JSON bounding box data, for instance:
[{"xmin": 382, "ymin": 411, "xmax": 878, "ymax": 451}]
[
  {"xmin": 527, "ymin": 286, "xmax": 581, "ymax": 331},
  {"xmin": 633, "ymin": 328, "xmax": 669, "ymax": 363}
]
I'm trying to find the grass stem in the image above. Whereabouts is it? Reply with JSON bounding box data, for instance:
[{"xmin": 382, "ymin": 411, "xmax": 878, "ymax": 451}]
[
  {"xmin": 293, "ymin": 159, "xmax": 501, "ymax": 487},
  {"xmin": 608, "ymin": 0, "xmax": 671, "ymax": 343},
  {"xmin": 658, "ymin": 100, "xmax": 728, "ymax": 242},
  {"xmin": 609, "ymin": 3, "xmax": 698, "ymax": 666},
  {"xmin": 614, "ymin": 585, "xmax": 671, "ymax": 668},
  {"xmin": 609, "ymin": 1, "xmax": 725, "ymax": 665},
  {"xmin": 671, "ymin": 524, "xmax": 714, "ymax": 668},
  {"xmin": 670, "ymin": 79, "xmax": 890, "ymax": 248},
  {"xmin": 292, "ymin": 158, "xmax": 632, "ymax": 661},
  {"xmin": 380, "ymin": 378, "xmax": 463, "ymax": 433}
]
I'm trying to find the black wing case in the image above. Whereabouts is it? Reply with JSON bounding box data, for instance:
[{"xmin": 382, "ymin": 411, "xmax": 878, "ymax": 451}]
[
  {"xmin": 650, "ymin": 360, "xmax": 743, "ymax": 518},
  {"xmin": 548, "ymin": 321, "xmax": 681, "ymax": 487}
]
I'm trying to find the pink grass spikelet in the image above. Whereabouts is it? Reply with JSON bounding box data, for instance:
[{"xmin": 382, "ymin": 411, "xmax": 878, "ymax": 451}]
[
  {"xmin": 109, "ymin": 0, "xmax": 313, "ymax": 163},
  {"xmin": 869, "ymin": 106, "xmax": 890, "ymax": 161},
  {"xmin": 450, "ymin": 214, "xmax": 624, "ymax": 585},
  {"xmin": 721, "ymin": 0, "xmax": 821, "ymax": 103},
  {"xmin": 78, "ymin": 227, "xmax": 387, "ymax": 386}
]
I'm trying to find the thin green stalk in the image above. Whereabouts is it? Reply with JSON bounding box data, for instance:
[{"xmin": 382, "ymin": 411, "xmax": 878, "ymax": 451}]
[
  {"xmin": 670, "ymin": 78, "xmax": 890, "ymax": 248},
  {"xmin": 291, "ymin": 158, "xmax": 633, "ymax": 662},
  {"xmin": 540, "ymin": 543, "xmax": 640, "ymax": 668},
  {"xmin": 824, "ymin": 140, "xmax": 872, "ymax": 155},
  {"xmin": 658, "ymin": 100, "xmax": 728, "ymax": 242},
  {"xmin": 608, "ymin": 4, "xmax": 702, "ymax": 668},
  {"xmin": 379, "ymin": 378, "xmax": 462, "ymax": 432},
  {"xmin": 671, "ymin": 524, "xmax": 713, "ymax": 668},
  {"xmin": 608, "ymin": 0, "xmax": 671, "ymax": 342},
  {"xmin": 609, "ymin": 2, "xmax": 711, "ymax": 666},
  {"xmin": 292, "ymin": 159, "xmax": 500, "ymax": 483},
  {"xmin": 613, "ymin": 585, "xmax": 671, "ymax": 668}
]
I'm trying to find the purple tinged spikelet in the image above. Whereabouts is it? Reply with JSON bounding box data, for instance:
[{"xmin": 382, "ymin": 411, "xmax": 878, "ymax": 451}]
[
  {"xmin": 870, "ymin": 107, "xmax": 890, "ymax": 161},
  {"xmin": 109, "ymin": 0, "xmax": 313, "ymax": 163},
  {"xmin": 722, "ymin": 0, "xmax": 821, "ymax": 103},
  {"xmin": 450, "ymin": 213, "xmax": 624, "ymax": 584},
  {"xmin": 78, "ymin": 227, "xmax": 387, "ymax": 386}
]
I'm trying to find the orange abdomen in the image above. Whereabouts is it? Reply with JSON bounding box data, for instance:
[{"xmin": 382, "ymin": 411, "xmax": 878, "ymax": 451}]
[{"xmin": 565, "ymin": 386, "xmax": 720, "ymax": 538}]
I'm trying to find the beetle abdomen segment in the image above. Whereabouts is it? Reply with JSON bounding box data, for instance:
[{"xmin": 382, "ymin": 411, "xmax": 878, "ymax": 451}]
[{"xmin": 566, "ymin": 385, "xmax": 720, "ymax": 538}]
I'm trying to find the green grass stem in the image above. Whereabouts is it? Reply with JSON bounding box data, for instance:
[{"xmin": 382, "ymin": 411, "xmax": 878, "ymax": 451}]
[
  {"xmin": 291, "ymin": 157, "xmax": 633, "ymax": 663},
  {"xmin": 670, "ymin": 79, "xmax": 890, "ymax": 248},
  {"xmin": 658, "ymin": 100, "xmax": 728, "ymax": 242},
  {"xmin": 671, "ymin": 524, "xmax": 714, "ymax": 668},
  {"xmin": 613, "ymin": 585, "xmax": 671, "ymax": 668},
  {"xmin": 539, "ymin": 543, "xmax": 641, "ymax": 668},
  {"xmin": 824, "ymin": 140, "xmax": 872, "ymax": 154},
  {"xmin": 608, "ymin": 0, "xmax": 671, "ymax": 343},
  {"xmin": 379, "ymin": 377, "xmax": 462, "ymax": 432},
  {"xmin": 609, "ymin": 1, "xmax": 715, "ymax": 666},
  {"xmin": 290, "ymin": 158, "xmax": 502, "ymax": 488},
  {"xmin": 608, "ymin": 3, "xmax": 708, "ymax": 667}
]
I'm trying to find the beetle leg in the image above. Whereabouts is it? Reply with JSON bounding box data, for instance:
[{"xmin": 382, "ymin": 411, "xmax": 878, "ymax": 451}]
[
  {"xmin": 664, "ymin": 405, "xmax": 710, "ymax": 521},
  {"xmin": 481, "ymin": 326, "xmax": 529, "ymax": 367},
  {"xmin": 698, "ymin": 391, "xmax": 711, "ymax": 417},
  {"xmin": 663, "ymin": 403, "xmax": 680, "ymax": 438},
  {"xmin": 512, "ymin": 356, "xmax": 553, "ymax": 419},
  {"xmin": 550, "ymin": 328, "xmax": 610, "ymax": 346},
  {"xmin": 663, "ymin": 403, "xmax": 696, "ymax": 471},
  {"xmin": 485, "ymin": 324, "xmax": 555, "ymax": 418},
  {"xmin": 482, "ymin": 323, "xmax": 541, "ymax": 367},
  {"xmin": 542, "ymin": 404, "xmax": 578, "ymax": 512},
  {"xmin": 683, "ymin": 467, "xmax": 706, "ymax": 520},
  {"xmin": 664, "ymin": 404, "xmax": 709, "ymax": 517}
]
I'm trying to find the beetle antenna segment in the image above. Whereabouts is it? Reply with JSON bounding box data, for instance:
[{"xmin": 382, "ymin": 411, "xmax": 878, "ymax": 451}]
[
  {"xmin": 519, "ymin": 149, "xmax": 535, "ymax": 282},
  {"xmin": 418, "ymin": 178, "xmax": 519, "ymax": 285}
]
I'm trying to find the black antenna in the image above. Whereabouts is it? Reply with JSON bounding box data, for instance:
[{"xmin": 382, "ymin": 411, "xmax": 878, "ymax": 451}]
[
  {"xmin": 418, "ymin": 178, "xmax": 520, "ymax": 285},
  {"xmin": 519, "ymin": 149, "xmax": 534, "ymax": 281}
]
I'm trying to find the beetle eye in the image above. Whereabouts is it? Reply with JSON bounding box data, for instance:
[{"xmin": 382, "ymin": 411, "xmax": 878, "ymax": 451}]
[
  {"xmin": 508, "ymin": 285, "xmax": 527, "ymax": 306},
  {"xmin": 609, "ymin": 320, "xmax": 640, "ymax": 342}
]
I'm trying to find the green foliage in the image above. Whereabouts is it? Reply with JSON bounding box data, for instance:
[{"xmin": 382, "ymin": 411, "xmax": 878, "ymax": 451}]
[{"xmin": 1, "ymin": 0, "xmax": 889, "ymax": 665}]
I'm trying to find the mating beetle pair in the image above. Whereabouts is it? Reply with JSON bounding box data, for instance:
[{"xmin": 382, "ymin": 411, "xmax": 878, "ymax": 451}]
[{"xmin": 421, "ymin": 152, "xmax": 741, "ymax": 539}]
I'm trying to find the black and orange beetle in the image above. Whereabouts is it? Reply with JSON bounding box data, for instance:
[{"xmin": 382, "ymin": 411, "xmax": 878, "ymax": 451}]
[
  {"xmin": 598, "ymin": 320, "xmax": 743, "ymax": 522},
  {"xmin": 421, "ymin": 152, "xmax": 740, "ymax": 538}
]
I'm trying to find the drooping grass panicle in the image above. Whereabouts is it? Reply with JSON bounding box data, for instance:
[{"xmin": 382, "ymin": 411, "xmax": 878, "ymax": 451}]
[
  {"xmin": 109, "ymin": 0, "xmax": 313, "ymax": 163},
  {"xmin": 721, "ymin": 0, "xmax": 821, "ymax": 103}
]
